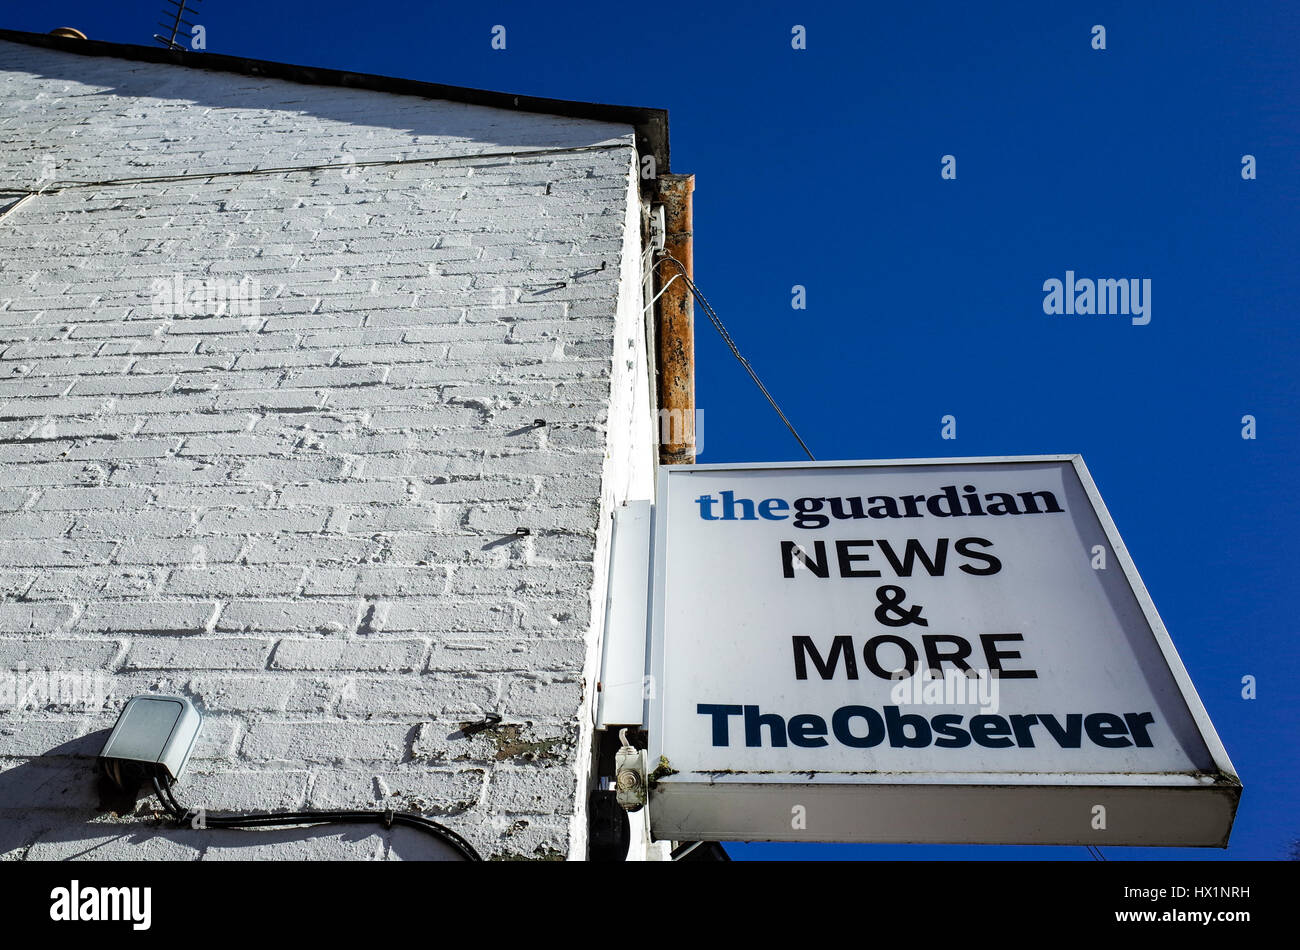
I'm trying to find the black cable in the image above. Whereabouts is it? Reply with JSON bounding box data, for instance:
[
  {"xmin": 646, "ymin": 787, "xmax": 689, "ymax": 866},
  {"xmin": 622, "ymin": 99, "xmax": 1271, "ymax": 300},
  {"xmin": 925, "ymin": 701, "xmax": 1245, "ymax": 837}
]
[
  {"xmin": 655, "ymin": 253, "xmax": 817, "ymax": 461},
  {"xmin": 12, "ymin": 142, "xmax": 630, "ymax": 194},
  {"xmin": 152, "ymin": 768, "xmax": 482, "ymax": 861}
]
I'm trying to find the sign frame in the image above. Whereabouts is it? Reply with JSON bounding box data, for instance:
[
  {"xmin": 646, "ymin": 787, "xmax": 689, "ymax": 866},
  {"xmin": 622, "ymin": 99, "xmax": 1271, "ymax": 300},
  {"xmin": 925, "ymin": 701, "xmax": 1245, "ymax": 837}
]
[{"xmin": 645, "ymin": 454, "xmax": 1241, "ymax": 846}]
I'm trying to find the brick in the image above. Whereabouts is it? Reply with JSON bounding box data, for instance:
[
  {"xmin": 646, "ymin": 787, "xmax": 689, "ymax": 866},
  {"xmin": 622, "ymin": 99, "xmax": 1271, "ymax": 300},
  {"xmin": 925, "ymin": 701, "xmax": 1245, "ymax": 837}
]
[
  {"xmin": 340, "ymin": 506, "xmax": 438, "ymax": 532},
  {"xmin": 276, "ymin": 482, "xmax": 411, "ymax": 506},
  {"xmin": 308, "ymin": 768, "xmax": 483, "ymax": 814},
  {"xmin": 24, "ymin": 568, "xmax": 164, "ymax": 600},
  {"xmin": 200, "ymin": 828, "xmax": 387, "ymax": 861},
  {"xmin": 0, "ymin": 762, "xmax": 104, "ymax": 811},
  {"xmin": 0, "ymin": 512, "xmax": 74, "ymax": 537},
  {"xmin": 426, "ymin": 639, "xmax": 585, "ymax": 673},
  {"xmin": 282, "ymin": 366, "xmax": 388, "ymax": 387},
  {"xmin": 230, "ymin": 458, "xmax": 348, "ymax": 483},
  {"xmin": 191, "ymin": 715, "xmax": 243, "ymax": 759},
  {"xmin": 78, "ymin": 601, "xmax": 218, "ymax": 635},
  {"xmin": 0, "ymin": 719, "xmax": 98, "ymax": 755},
  {"xmin": 270, "ymin": 639, "xmax": 426, "ymax": 671},
  {"xmin": 412, "ymin": 719, "xmax": 577, "ymax": 765},
  {"xmin": 180, "ymin": 770, "xmax": 310, "ymax": 812},
  {"xmin": 32, "ymin": 488, "xmax": 151, "ymax": 511},
  {"xmin": 197, "ymin": 508, "xmax": 329, "ymax": 535},
  {"xmin": 69, "ymin": 511, "xmax": 195, "ymax": 538},
  {"xmin": 66, "ymin": 439, "xmax": 183, "ymax": 461},
  {"xmin": 214, "ymin": 390, "xmax": 327, "ymax": 411},
  {"xmin": 373, "ymin": 600, "xmax": 519, "ymax": 634},
  {"xmin": 303, "ymin": 566, "xmax": 448, "ymax": 597},
  {"xmin": 241, "ymin": 721, "xmax": 413, "ymax": 763},
  {"xmin": 0, "ymin": 637, "xmax": 118, "ymax": 668},
  {"xmin": 487, "ymin": 765, "xmax": 577, "ymax": 815},
  {"xmin": 233, "ymin": 348, "xmax": 338, "ymax": 369},
  {"xmin": 165, "ymin": 565, "xmax": 304, "ymax": 597},
  {"xmin": 504, "ymin": 675, "xmax": 584, "ymax": 717},
  {"xmin": 284, "ymin": 678, "xmax": 345, "ymax": 713},
  {"xmin": 140, "ymin": 413, "xmax": 253, "ymax": 434},
  {"xmin": 72, "ymin": 374, "xmax": 176, "ymax": 396},
  {"xmin": 0, "ymin": 605, "xmax": 77, "ymax": 634},
  {"xmin": 241, "ymin": 536, "xmax": 379, "ymax": 564},
  {"xmin": 153, "ymin": 486, "xmax": 269, "ymax": 508},
  {"xmin": 114, "ymin": 538, "xmax": 242, "ymax": 565},
  {"xmin": 449, "ymin": 565, "xmax": 594, "ymax": 597},
  {"xmin": 517, "ymin": 598, "xmax": 593, "ymax": 633},
  {"xmin": 216, "ymin": 600, "xmax": 359, "ymax": 634},
  {"xmin": 109, "ymin": 460, "xmax": 236, "ymax": 485},
  {"xmin": 0, "ymin": 571, "xmax": 34, "ymax": 598},
  {"xmin": 181, "ymin": 434, "xmax": 294, "ymax": 457},
  {"xmin": 340, "ymin": 674, "xmax": 498, "ymax": 715},
  {"xmin": 122, "ymin": 637, "xmax": 271, "ymax": 670},
  {"xmin": 22, "ymin": 827, "xmax": 208, "ymax": 860},
  {"xmin": 110, "ymin": 672, "xmax": 297, "ymax": 712}
]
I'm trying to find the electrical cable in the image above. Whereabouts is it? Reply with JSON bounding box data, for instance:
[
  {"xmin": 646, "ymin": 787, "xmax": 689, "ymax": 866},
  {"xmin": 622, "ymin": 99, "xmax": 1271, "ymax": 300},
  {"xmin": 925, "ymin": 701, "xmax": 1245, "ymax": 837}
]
[
  {"xmin": 654, "ymin": 252, "xmax": 816, "ymax": 461},
  {"xmin": 671, "ymin": 840, "xmax": 704, "ymax": 860},
  {"xmin": 150, "ymin": 768, "xmax": 482, "ymax": 861},
  {"xmin": 7, "ymin": 142, "xmax": 632, "ymax": 194}
]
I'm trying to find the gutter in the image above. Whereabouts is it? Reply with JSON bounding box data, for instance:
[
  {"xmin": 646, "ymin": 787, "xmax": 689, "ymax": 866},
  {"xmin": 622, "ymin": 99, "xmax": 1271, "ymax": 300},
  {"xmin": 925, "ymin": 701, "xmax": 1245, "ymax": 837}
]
[{"xmin": 0, "ymin": 28, "xmax": 670, "ymax": 179}]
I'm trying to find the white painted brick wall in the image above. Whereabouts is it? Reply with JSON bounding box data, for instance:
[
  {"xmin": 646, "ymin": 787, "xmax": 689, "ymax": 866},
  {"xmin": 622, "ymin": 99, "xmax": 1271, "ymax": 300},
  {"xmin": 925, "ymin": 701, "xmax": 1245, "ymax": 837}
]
[{"xmin": 0, "ymin": 39, "xmax": 655, "ymax": 860}]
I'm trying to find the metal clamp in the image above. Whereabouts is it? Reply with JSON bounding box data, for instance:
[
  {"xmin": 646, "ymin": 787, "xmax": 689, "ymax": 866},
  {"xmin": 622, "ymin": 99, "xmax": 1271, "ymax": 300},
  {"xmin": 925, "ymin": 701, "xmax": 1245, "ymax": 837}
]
[{"xmin": 613, "ymin": 728, "xmax": 648, "ymax": 813}]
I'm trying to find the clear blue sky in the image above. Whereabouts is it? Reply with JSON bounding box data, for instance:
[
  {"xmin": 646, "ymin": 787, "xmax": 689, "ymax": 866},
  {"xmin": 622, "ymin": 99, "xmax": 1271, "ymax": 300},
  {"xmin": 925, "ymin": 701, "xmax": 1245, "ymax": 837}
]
[{"xmin": 7, "ymin": 1, "xmax": 1296, "ymax": 861}]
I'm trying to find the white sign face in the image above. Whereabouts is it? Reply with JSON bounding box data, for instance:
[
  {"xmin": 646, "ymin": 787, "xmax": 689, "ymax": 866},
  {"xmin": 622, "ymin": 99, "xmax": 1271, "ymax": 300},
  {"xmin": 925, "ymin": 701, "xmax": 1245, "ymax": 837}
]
[{"xmin": 647, "ymin": 456, "xmax": 1240, "ymax": 846}]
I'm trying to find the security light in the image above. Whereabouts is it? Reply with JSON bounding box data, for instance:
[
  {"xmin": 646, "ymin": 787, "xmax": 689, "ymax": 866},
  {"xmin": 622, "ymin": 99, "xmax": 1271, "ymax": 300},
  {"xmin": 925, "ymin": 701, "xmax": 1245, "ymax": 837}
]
[{"xmin": 99, "ymin": 694, "xmax": 202, "ymax": 791}]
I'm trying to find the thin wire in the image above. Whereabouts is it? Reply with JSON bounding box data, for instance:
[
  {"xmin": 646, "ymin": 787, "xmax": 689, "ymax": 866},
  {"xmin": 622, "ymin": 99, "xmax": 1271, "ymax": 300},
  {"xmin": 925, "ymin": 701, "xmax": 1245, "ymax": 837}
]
[
  {"xmin": 0, "ymin": 190, "xmax": 39, "ymax": 227},
  {"xmin": 655, "ymin": 252, "xmax": 816, "ymax": 461},
  {"xmin": 13, "ymin": 158, "xmax": 815, "ymax": 464},
  {"xmin": 643, "ymin": 273, "xmax": 682, "ymax": 315},
  {"xmin": 9, "ymin": 142, "xmax": 631, "ymax": 194}
]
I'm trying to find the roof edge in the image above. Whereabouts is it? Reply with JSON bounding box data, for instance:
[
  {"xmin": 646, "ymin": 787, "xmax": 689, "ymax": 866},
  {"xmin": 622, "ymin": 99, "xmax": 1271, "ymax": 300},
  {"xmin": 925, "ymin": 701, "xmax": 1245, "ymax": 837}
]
[{"xmin": 0, "ymin": 27, "xmax": 670, "ymax": 174}]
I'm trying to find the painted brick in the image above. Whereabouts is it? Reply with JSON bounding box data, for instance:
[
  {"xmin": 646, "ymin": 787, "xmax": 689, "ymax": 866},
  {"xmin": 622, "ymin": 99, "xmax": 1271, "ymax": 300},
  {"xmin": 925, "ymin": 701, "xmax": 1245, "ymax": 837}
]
[
  {"xmin": 426, "ymin": 638, "xmax": 586, "ymax": 673},
  {"xmin": 121, "ymin": 638, "xmax": 272, "ymax": 670},
  {"xmin": 0, "ymin": 603, "xmax": 79, "ymax": 633},
  {"xmin": 180, "ymin": 770, "xmax": 311, "ymax": 811},
  {"xmin": 373, "ymin": 600, "xmax": 520, "ymax": 634},
  {"xmin": 22, "ymin": 827, "xmax": 207, "ymax": 861},
  {"xmin": 488, "ymin": 764, "xmax": 577, "ymax": 815},
  {"xmin": 165, "ymin": 565, "xmax": 304, "ymax": 597},
  {"xmin": 270, "ymin": 639, "xmax": 426, "ymax": 672},
  {"xmin": 0, "ymin": 763, "xmax": 108, "ymax": 811},
  {"xmin": 0, "ymin": 36, "xmax": 650, "ymax": 862},
  {"xmin": 77, "ymin": 601, "xmax": 218, "ymax": 635},
  {"xmin": 196, "ymin": 509, "xmax": 330, "ymax": 535},
  {"xmin": 216, "ymin": 600, "xmax": 359, "ymax": 633},
  {"xmin": 308, "ymin": 768, "xmax": 484, "ymax": 814},
  {"xmin": 113, "ymin": 538, "xmax": 242, "ymax": 565},
  {"xmin": 303, "ymin": 566, "xmax": 448, "ymax": 597},
  {"xmin": 504, "ymin": 675, "xmax": 586, "ymax": 717},
  {"xmin": 32, "ymin": 488, "xmax": 151, "ymax": 511},
  {"xmin": 339, "ymin": 674, "xmax": 499, "ymax": 716},
  {"xmin": 241, "ymin": 721, "xmax": 414, "ymax": 764},
  {"xmin": 69, "ymin": 511, "xmax": 195, "ymax": 538}
]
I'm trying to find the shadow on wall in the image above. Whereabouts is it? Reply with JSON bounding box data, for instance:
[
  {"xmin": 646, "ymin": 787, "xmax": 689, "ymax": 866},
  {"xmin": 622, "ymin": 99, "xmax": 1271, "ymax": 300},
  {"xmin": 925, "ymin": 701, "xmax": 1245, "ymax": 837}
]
[
  {"xmin": 0, "ymin": 34, "xmax": 641, "ymax": 188},
  {"xmin": 0, "ymin": 733, "xmax": 466, "ymax": 860}
]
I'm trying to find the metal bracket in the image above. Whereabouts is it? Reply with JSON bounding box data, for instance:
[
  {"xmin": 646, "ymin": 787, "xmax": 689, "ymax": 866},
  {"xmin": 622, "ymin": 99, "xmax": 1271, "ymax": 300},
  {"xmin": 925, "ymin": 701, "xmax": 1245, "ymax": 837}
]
[
  {"xmin": 649, "ymin": 204, "xmax": 666, "ymax": 253},
  {"xmin": 614, "ymin": 728, "xmax": 648, "ymax": 812}
]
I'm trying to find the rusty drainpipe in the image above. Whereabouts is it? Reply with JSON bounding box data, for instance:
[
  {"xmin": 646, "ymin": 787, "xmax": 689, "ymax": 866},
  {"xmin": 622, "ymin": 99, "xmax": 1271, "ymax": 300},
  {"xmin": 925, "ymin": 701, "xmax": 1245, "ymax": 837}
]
[{"xmin": 654, "ymin": 173, "xmax": 696, "ymax": 465}]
